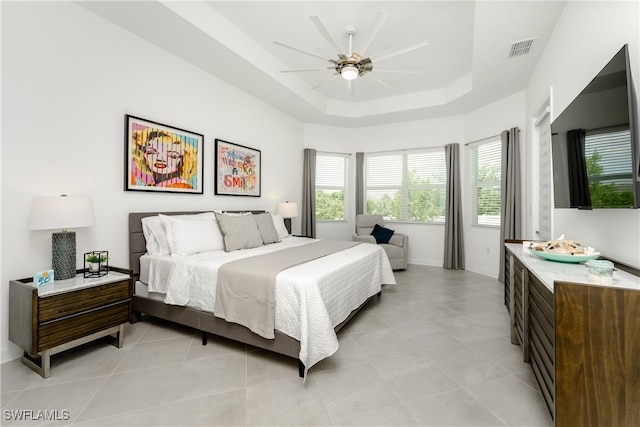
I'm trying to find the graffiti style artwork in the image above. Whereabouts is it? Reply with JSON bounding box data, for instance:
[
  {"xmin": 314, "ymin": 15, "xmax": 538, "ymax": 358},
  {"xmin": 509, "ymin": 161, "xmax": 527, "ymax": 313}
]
[
  {"xmin": 125, "ymin": 115, "xmax": 204, "ymax": 194},
  {"xmin": 215, "ymin": 139, "xmax": 261, "ymax": 197}
]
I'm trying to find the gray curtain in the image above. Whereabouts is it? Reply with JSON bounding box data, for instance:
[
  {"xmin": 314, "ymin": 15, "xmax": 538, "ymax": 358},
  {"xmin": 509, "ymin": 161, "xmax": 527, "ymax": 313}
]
[
  {"xmin": 356, "ymin": 152, "xmax": 364, "ymax": 215},
  {"xmin": 498, "ymin": 128, "xmax": 522, "ymax": 282},
  {"xmin": 443, "ymin": 143, "xmax": 465, "ymax": 270},
  {"xmin": 567, "ymin": 129, "xmax": 592, "ymax": 208},
  {"xmin": 301, "ymin": 148, "xmax": 317, "ymax": 238}
]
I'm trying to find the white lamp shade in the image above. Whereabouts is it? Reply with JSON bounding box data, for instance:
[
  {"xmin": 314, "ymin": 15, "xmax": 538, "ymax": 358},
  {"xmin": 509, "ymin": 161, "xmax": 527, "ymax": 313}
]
[
  {"xmin": 277, "ymin": 202, "xmax": 298, "ymax": 218},
  {"xmin": 30, "ymin": 196, "xmax": 95, "ymax": 231}
]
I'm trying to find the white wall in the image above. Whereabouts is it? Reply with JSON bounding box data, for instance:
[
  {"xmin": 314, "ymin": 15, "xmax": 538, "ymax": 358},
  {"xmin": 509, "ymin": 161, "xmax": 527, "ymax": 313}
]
[
  {"xmin": 1, "ymin": 2, "xmax": 304, "ymax": 363},
  {"xmin": 525, "ymin": 1, "xmax": 640, "ymax": 268}
]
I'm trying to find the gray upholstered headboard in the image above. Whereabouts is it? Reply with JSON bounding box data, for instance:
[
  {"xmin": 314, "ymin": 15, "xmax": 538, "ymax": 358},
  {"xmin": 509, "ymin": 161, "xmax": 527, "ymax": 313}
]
[{"xmin": 128, "ymin": 210, "xmax": 267, "ymax": 281}]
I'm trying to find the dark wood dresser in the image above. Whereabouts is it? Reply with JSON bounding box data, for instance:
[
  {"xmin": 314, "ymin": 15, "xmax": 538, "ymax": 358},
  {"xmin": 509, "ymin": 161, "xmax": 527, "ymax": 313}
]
[{"xmin": 504, "ymin": 243, "xmax": 640, "ymax": 427}]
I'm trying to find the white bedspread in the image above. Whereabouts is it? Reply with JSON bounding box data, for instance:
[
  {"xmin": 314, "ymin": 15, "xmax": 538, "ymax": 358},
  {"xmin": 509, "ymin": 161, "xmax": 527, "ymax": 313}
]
[{"xmin": 140, "ymin": 237, "xmax": 396, "ymax": 373}]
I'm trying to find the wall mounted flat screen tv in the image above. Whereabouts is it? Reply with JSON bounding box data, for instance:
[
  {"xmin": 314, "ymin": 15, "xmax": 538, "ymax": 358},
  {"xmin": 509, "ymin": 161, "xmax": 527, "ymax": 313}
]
[{"xmin": 551, "ymin": 44, "xmax": 640, "ymax": 209}]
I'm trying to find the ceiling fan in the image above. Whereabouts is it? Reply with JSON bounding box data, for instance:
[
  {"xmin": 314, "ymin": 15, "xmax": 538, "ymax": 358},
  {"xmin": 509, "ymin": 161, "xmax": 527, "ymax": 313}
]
[{"xmin": 274, "ymin": 10, "xmax": 429, "ymax": 94}]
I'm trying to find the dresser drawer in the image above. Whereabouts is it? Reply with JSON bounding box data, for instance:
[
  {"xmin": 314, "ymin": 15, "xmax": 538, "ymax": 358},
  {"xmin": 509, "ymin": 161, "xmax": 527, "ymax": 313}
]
[
  {"xmin": 39, "ymin": 280, "xmax": 130, "ymax": 323},
  {"xmin": 38, "ymin": 301, "xmax": 130, "ymax": 351}
]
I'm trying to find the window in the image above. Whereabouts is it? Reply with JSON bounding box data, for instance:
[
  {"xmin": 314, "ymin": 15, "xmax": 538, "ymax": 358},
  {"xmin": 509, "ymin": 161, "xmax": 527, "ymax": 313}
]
[
  {"xmin": 364, "ymin": 149, "xmax": 446, "ymax": 223},
  {"xmin": 315, "ymin": 153, "xmax": 347, "ymax": 220},
  {"xmin": 536, "ymin": 106, "xmax": 552, "ymax": 240},
  {"xmin": 584, "ymin": 129, "xmax": 634, "ymax": 207},
  {"xmin": 470, "ymin": 138, "xmax": 502, "ymax": 227}
]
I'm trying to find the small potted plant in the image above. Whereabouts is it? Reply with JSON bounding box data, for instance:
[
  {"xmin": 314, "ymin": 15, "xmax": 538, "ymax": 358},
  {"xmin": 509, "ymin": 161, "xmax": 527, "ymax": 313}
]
[{"xmin": 84, "ymin": 251, "xmax": 109, "ymax": 277}]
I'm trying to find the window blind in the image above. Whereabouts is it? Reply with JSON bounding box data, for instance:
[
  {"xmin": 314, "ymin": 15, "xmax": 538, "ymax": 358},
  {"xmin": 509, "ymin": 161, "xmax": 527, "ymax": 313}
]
[
  {"xmin": 470, "ymin": 139, "xmax": 501, "ymax": 227},
  {"xmin": 365, "ymin": 149, "xmax": 446, "ymax": 223},
  {"xmin": 315, "ymin": 153, "xmax": 347, "ymax": 220},
  {"xmin": 537, "ymin": 110, "xmax": 552, "ymax": 240},
  {"xmin": 585, "ymin": 129, "xmax": 633, "ymax": 187}
]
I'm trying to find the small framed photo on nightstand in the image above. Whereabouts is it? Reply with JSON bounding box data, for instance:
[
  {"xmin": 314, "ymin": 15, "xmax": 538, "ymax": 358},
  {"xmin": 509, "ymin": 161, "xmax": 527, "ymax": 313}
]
[{"xmin": 33, "ymin": 269, "xmax": 54, "ymax": 287}]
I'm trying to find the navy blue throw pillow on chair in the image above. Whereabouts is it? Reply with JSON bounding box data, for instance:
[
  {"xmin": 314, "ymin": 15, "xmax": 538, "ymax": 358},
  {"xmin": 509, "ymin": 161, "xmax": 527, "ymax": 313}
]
[{"xmin": 370, "ymin": 224, "xmax": 395, "ymax": 244}]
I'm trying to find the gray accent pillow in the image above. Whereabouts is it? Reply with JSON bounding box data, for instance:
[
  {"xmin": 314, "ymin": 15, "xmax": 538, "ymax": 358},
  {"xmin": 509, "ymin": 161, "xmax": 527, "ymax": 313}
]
[
  {"xmin": 253, "ymin": 213, "xmax": 280, "ymax": 244},
  {"xmin": 214, "ymin": 212, "xmax": 264, "ymax": 252}
]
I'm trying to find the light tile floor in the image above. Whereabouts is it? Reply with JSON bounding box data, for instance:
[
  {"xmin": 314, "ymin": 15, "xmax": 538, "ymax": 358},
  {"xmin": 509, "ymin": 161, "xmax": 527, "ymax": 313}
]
[{"xmin": 1, "ymin": 265, "xmax": 553, "ymax": 426}]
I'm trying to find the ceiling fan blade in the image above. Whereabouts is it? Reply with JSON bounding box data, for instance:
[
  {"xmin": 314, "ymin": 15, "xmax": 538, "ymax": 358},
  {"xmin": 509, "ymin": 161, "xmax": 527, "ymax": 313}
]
[
  {"xmin": 347, "ymin": 79, "xmax": 355, "ymax": 95},
  {"xmin": 311, "ymin": 73, "xmax": 338, "ymax": 90},
  {"xmin": 309, "ymin": 15, "xmax": 344, "ymax": 55},
  {"xmin": 373, "ymin": 65, "xmax": 423, "ymax": 74},
  {"xmin": 357, "ymin": 10, "xmax": 389, "ymax": 56},
  {"xmin": 274, "ymin": 40, "xmax": 332, "ymax": 62},
  {"xmin": 281, "ymin": 67, "xmax": 333, "ymax": 73},
  {"xmin": 364, "ymin": 73, "xmax": 392, "ymax": 89},
  {"xmin": 369, "ymin": 40, "xmax": 429, "ymax": 63}
]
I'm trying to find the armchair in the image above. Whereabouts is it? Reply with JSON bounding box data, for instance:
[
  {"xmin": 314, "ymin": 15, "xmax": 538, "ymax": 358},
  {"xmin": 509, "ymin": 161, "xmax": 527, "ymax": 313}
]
[{"xmin": 353, "ymin": 214, "xmax": 408, "ymax": 270}]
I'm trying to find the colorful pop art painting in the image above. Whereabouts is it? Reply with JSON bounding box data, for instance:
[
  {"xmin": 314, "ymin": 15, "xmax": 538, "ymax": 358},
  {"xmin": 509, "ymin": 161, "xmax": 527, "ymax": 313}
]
[
  {"xmin": 125, "ymin": 115, "xmax": 204, "ymax": 194},
  {"xmin": 215, "ymin": 139, "xmax": 261, "ymax": 197}
]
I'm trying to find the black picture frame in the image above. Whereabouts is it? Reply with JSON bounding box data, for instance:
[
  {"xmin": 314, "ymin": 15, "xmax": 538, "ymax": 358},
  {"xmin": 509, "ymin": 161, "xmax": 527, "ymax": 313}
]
[
  {"xmin": 214, "ymin": 139, "xmax": 261, "ymax": 197},
  {"xmin": 125, "ymin": 114, "xmax": 204, "ymax": 194}
]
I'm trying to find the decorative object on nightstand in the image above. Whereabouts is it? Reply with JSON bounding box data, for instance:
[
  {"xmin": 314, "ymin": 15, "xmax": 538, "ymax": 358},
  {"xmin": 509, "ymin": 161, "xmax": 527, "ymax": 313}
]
[
  {"xmin": 84, "ymin": 251, "xmax": 109, "ymax": 278},
  {"xmin": 277, "ymin": 201, "xmax": 298, "ymax": 234},
  {"xmin": 33, "ymin": 269, "xmax": 55, "ymax": 286},
  {"xmin": 29, "ymin": 195, "xmax": 95, "ymax": 280},
  {"xmin": 8, "ymin": 266, "xmax": 133, "ymax": 378}
]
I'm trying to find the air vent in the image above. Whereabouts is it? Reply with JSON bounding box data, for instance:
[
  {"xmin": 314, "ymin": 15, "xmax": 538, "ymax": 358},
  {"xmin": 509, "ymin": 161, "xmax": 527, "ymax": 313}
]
[{"xmin": 509, "ymin": 38, "xmax": 536, "ymax": 58}]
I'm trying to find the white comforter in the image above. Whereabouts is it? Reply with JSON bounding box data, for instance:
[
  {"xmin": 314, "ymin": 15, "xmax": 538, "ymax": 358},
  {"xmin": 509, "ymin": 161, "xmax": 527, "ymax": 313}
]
[{"xmin": 141, "ymin": 237, "xmax": 396, "ymax": 374}]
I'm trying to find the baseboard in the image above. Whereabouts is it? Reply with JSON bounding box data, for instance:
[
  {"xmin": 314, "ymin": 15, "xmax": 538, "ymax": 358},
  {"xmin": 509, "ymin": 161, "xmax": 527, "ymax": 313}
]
[
  {"xmin": 465, "ymin": 264, "xmax": 498, "ymax": 279},
  {"xmin": 406, "ymin": 260, "xmax": 498, "ymax": 280},
  {"xmin": 1, "ymin": 344, "xmax": 22, "ymax": 364},
  {"xmin": 407, "ymin": 259, "xmax": 441, "ymax": 267}
]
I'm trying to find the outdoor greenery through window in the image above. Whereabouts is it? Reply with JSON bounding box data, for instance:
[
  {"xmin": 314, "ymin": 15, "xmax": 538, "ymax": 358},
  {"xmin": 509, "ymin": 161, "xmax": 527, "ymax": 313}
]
[
  {"xmin": 315, "ymin": 153, "xmax": 347, "ymax": 220},
  {"xmin": 365, "ymin": 149, "xmax": 446, "ymax": 223},
  {"xmin": 585, "ymin": 129, "xmax": 634, "ymax": 207},
  {"xmin": 470, "ymin": 138, "xmax": 501, "ymax": 227}
]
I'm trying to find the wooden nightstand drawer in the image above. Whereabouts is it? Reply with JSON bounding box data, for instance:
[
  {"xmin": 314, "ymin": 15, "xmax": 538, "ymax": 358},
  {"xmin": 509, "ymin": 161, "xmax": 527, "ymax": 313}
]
[
  {"xmin": 39, "ymin": 280, "xmax": 130, "ymax": 323},
  {"xmin": 38, "ymin": 301, "xmax": 130, "ymax": 351}
]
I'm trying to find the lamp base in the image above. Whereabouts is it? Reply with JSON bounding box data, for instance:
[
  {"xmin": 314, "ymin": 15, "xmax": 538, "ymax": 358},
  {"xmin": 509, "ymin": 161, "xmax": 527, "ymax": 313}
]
[
  {"xmin": 283, "ymin": 218, "xmax": 292, "ymax": 235},
  {"xmin": 52, "ymin": 231, "xmax": 76, "ymax": 280}
]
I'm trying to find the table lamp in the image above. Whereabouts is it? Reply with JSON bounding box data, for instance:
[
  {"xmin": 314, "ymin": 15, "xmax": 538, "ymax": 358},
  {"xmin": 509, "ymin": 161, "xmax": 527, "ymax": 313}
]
[
  {"xmin": 30, "ymin": 195, "xmax": 95, "ymax": 280},
  {"xmin": 277, "ymin": 201, "xmax": 298, "ymax": 235}
]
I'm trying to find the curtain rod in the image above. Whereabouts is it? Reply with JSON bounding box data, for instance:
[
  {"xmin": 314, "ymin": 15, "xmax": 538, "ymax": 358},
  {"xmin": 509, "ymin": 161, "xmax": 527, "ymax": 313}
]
[
  {"xmin": 464, "ymin": 128, "xmax": 521, "ymax": 147},
  {"xmin": 465, "ymin": 134, "xmax": 500, "ymax": 147},
  {"xmin": 362, "ymin": 146, "xmax": 446, "ymax": 155},
  {"xmin": 318, "ymin": 150, "xmax": 351, "ymax": 156}
]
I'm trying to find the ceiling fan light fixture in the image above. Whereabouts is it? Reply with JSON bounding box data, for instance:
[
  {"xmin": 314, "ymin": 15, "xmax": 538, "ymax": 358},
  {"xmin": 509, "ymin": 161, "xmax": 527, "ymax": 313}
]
[{"xmin": 341, "ymin": 65, "xmax": 359, "ymax": 80}]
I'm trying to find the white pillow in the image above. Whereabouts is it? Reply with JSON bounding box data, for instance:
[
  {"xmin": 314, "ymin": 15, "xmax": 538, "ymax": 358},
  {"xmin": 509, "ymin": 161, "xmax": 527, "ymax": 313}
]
[
  {"xmin": 141, "ymin": 213, "xmax": 216, "ymax": 255},
  {"xmin": 159, "ymin": 213, "xmax": 224, "ymax": 256},
  {"xmin": 141, "ymin": 215, "xmax": 169, "ymax": 255},
  {"xmin": 271, "ymin": 213, "xmax": 290, "ymax": 239}
]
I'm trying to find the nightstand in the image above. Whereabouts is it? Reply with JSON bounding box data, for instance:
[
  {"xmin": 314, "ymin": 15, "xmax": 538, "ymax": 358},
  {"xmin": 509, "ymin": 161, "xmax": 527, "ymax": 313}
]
[{"xmin": 9, "ymin": 266, "xmax": 133, "ymax": 378}]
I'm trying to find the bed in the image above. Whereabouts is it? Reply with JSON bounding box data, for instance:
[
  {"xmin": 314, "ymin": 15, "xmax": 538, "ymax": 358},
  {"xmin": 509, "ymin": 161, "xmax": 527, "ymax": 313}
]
[{"xmin": 128, "ymin": 210, "xmax": 396, "ymax": 376}]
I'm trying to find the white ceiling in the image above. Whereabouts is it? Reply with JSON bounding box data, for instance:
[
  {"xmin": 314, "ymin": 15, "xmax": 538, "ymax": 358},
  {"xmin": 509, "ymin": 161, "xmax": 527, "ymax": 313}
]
[{"xmin": 78, "ymin": 1, "xmax": 566, "ymax": 127}]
